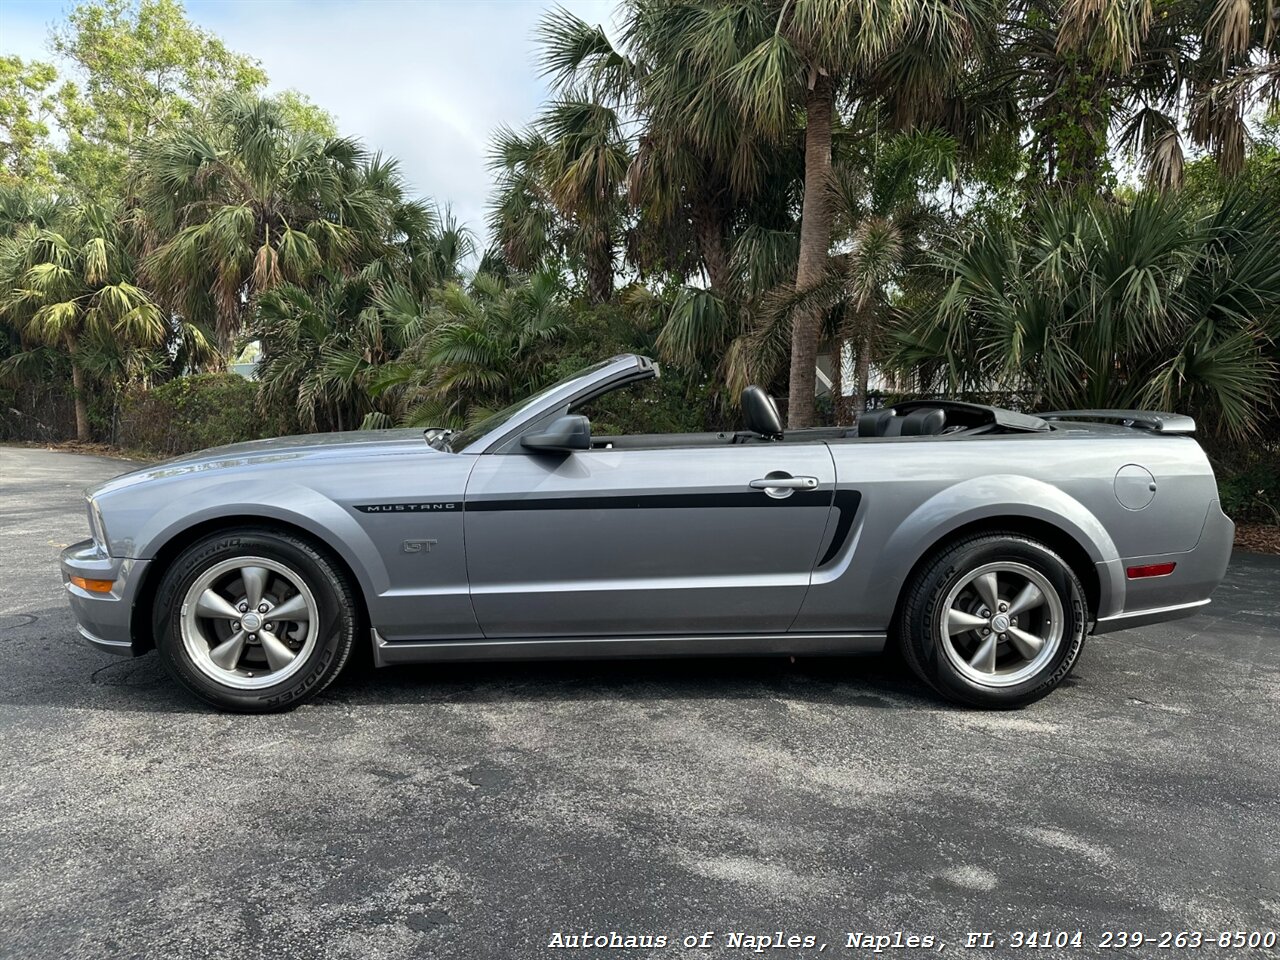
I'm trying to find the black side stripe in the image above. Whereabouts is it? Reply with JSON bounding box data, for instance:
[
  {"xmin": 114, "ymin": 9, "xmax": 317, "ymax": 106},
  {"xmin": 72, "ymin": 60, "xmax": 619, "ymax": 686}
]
[
  {"xmin": 465, "ymin": 490, "xmax": 832, "ymax": 511},
  {"xmin": 816, "ymin": 490, "xmax": 863, "ymax": 567},
  {"xmin": 355, "ymin": 488, "xmax": 863, "ymax": 566}
]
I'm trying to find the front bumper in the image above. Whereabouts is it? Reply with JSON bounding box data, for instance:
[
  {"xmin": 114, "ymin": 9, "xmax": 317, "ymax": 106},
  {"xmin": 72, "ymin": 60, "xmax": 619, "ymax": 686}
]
[
  {"xmin": 60, "ymin": 539, "xmax": 150, "ymax": 657},
  {"xmin": 1093, "ymin": 500, "xmax": 1234, "ymax": 635}
]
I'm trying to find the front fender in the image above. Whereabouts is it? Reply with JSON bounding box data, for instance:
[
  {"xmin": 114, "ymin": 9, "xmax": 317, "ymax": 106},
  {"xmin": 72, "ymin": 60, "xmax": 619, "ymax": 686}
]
[{"xmin": 119, "ymin": 478, "xmax": 387, "ymax": 597}]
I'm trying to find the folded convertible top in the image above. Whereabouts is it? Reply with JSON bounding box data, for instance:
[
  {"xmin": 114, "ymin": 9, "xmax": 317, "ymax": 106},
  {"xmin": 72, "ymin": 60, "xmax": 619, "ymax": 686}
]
[
  {"xmin": 889, "ymin": 399, "xmax": 1050, "ymax": 433},
  {"xmin": 1039, "ymin": 409, "xmax": 1196, "ymax": 434}
]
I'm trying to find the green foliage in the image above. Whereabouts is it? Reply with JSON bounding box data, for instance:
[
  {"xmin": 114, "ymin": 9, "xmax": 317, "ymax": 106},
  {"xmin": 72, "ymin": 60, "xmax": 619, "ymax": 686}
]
[
  {"xmin": 134, "ymin": 92, "xmax": 441, "ymax": 350},
  {"xmin": 370, "ymin": 269, "xmax": 576, "ymax": 428},
  {"xmin": 252, "ymin": 270, "xmax": 437, "ymax": 433},
  {"xmin": 545, "ymin": 300, "xmax": 716, "ymax": 434},
  {"xmin": 1214, "ymin": 446, "xmax": 1280, "ymax": 524},
  {"xmin": 487, "ymin": 102, "xmax": 628, "ymax": 302},
  {"xmin": 50, "ymin": 0, "xmax": 269, "ymax": 196},
  {"xmin": 0, "ymin": 57, "xmax": 60, "ymax": 188},
  {"xmin": 0, "ymin": 0, "xmax": 335, "ymax": 201},
  {"xmin": 116, "ymin": 373, "xmax": 272, "ymax": 456},
  {"xmin": 575, "ymin": 372, "xmax": 714, "ymax": 436},
  {"xmin": 1181, "ymin": 112, "xmax": 1280, "ymax": 206},
  {"xmin": 271, "ymin": 89, "xmax": 338, "ymax": 138},
  {"xmin": 2, "ymin": 0, "xmax": 1280, "ymax": 523},
  {"xmin": 890, "ymin": 187, "xmax": 1280, "ymax": 441},
  {"xmin": 0, "ymin": 193, "xmax": 178, "ymax": 440}
]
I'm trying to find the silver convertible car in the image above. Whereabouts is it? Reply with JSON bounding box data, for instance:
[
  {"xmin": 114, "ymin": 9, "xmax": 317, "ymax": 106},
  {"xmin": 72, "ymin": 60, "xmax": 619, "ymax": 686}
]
[{"xmin": 62, "ymin": 354, "xmax": 1233, "ymax": 712}]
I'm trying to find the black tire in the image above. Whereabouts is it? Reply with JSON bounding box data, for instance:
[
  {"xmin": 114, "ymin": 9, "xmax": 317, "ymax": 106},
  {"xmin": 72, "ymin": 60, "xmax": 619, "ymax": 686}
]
[
  {"xmin": 153, "ymin": 527, "xmax": 358, "ymax": 713},
  {"xmin": 897, "ymin": 532, "xmax": 1087, "ymax": 709}
]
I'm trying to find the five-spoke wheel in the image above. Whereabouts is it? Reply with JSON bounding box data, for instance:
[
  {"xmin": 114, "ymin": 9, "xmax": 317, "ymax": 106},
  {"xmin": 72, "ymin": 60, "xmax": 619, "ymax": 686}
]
[
  {"xmin": 155, "ymin": 528, "xmax": 357, "ymax": 712},
  {"xmin": 939, "ymin": 561, "xmax": 1064, "ymax": 687},
  {"xmin": 898, "ymin": 532, "xmax": 1086, "ymax": 708},
  {"xmin": 180, "ymin": 557, "xmax": 320, "ymax": 690}
]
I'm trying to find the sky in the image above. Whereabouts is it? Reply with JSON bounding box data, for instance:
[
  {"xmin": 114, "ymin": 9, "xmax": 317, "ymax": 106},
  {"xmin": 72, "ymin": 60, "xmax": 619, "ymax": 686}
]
[{"xmin": 0, "ymin": 0, "xmax": 623, "ymax": 243}]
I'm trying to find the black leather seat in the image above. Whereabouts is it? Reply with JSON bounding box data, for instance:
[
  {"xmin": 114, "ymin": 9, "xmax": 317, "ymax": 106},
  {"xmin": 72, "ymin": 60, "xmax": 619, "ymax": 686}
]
[
  {"xmin": 855, "ymin": 407, "xmax": 947, "ymax": 438},
  {"xmin": 856, "ymin": 409, "xmax": 892, "ymax": 437},
  {"xmin": 741, "ymin": 386, "xmax": 783, "ymax": 440}
]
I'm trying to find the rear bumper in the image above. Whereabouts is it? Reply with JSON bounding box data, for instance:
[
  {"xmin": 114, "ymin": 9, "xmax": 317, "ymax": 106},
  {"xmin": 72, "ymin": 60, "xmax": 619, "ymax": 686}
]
[
  {"xmin": 1093, "ymin": 597, "xmax": 1211, "ymax": 635},
  {"xmin": 60, "ymin": 539, "xmax": 149, "ymax": 657},
  {"xmin": 1092, "ymin": 500, "xmax": 1233, "ymax": 635}
]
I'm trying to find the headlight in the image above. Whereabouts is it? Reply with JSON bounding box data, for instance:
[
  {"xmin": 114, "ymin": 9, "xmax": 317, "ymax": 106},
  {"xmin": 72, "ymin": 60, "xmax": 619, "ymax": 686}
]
[{"xmin": 86, "ymin": 497, "xmax": 109, "ymax": 553}]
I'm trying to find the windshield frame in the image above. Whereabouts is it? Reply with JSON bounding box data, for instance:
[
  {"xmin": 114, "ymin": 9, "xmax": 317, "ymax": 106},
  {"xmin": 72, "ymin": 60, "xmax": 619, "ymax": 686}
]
[{"xmin": 449, "ymin": 355, "xmax": 655, "ymax": 453}]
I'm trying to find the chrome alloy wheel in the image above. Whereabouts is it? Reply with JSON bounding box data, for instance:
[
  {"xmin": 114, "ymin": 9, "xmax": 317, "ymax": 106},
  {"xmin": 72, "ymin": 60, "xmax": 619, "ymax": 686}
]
[
  {"xmin": 938, "ymin": 561, "xmax": 1064, "ymax": 688},
  {"xmin": 179, "ymin": 556, "xmax": 320, "ymax": 690}
]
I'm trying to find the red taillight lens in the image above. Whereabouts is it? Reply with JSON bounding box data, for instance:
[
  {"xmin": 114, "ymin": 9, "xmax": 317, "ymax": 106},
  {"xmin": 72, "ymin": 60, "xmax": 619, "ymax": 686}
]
[{"xmin": 1126, "ymin": 562, "xmax": 1176, "ymax": 579}]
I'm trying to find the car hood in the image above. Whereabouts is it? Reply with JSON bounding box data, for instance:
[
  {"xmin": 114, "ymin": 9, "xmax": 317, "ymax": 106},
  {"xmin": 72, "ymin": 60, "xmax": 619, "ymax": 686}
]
[{"xmin": 90, "ymin": 428, "xmax": 435, "ymax": 498}]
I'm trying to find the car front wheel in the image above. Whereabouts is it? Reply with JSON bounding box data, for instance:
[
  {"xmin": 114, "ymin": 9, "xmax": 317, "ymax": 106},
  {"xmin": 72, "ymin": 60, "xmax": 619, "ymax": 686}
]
[
  {"xmin": 898, "ymin": 533, "xmax": 1087, "ymax": 708},
  {"xmin": 153, "ymin": 528, "xmax": 357, "ymax": 712}
]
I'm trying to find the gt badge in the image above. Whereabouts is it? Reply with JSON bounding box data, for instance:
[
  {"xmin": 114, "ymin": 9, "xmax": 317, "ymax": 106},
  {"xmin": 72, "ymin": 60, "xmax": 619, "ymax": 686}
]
[{"xmin": 402, "ymin": 539, "xmax": 438, "ymax": 554}]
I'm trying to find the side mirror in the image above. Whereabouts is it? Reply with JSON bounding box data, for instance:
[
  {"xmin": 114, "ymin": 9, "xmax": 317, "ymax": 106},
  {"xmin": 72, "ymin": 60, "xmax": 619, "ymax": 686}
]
[{"xmin": 521, "ymin": 414, "xmax": 591, "ymax": 453}]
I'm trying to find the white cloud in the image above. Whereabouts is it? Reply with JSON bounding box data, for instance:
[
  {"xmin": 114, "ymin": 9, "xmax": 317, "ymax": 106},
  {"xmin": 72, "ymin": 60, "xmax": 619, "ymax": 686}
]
[{"xmin": 191, "ymin": 0, "xmax": 625, "ymax": 242}]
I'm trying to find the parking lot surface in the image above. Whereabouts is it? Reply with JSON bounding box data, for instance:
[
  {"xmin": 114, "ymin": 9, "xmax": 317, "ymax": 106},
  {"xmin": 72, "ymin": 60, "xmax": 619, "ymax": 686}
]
[{"xmin": 1, "ymin": 446, "xmax": 1278, "ymax": 959}]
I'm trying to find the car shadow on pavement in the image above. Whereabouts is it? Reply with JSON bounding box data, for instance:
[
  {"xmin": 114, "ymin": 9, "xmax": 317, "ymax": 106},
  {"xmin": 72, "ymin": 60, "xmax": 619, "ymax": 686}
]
[
  {"xmin": 1, "ymin": 613, "xmax": 941, "ymax": 715},
  {"xmin": 324, "ymin": 651, "xmax": 943, "ymax": 711},
  {"xmin": 3, "ymin": 601, "xmax": 1092, "ymax": 715}
]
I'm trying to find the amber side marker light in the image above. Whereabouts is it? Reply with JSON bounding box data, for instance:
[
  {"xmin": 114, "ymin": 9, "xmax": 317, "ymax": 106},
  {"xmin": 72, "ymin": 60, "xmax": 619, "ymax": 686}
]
[
  {"xmin": 1126, "ymin": 562, "xmax": 1176, "ymax": 579},
  {"xmin": 70, "ymin": 576, "xmax": 114, "ymax": 593}
]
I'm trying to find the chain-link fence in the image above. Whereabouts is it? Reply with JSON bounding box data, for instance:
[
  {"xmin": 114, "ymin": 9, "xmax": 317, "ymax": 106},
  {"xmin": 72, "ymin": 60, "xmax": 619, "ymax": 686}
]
[{"xmin": 0, "ymin": 386, "xmax": 76, "ymax": 443}]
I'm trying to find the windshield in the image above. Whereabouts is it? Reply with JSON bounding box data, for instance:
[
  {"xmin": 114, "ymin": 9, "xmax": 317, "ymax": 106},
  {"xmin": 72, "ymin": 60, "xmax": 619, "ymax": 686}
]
[{"xmin": 448, "ymin": 359, "xmax": 618, "ymax": 452}]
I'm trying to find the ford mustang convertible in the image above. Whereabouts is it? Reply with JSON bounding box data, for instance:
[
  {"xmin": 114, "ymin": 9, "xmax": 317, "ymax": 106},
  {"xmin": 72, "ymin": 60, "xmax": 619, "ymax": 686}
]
[{"xmin": 62, "ymin": 354, "xmax": 1233, "ymax": 712}]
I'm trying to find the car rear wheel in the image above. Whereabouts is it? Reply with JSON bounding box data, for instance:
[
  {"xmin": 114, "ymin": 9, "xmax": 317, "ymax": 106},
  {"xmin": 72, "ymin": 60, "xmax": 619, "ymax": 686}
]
[
  {"xmin": 153, "ymin": 528, "xmax": 357, "ymax": 712},
  {"xmin": 898, "ymin": 533, "xmax": 1087, "ymax": 708}
]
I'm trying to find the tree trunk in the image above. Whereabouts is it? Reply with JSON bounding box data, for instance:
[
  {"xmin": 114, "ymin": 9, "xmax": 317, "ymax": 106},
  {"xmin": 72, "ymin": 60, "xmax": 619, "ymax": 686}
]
[
  {"xmin": 586, "ymin": 228, "xmax": 614, "ymax": 304},
  {"xmin": 692, "ymin": 198, "xmax": 732, "ymax": 296},
  {"xmin": 854, "ymin": 331, "xmax": 872, "ymax": 417},
  {"xmin": 832, "ymin": 334, "xmax": 857, "ymax": 425},
  {"xmin": 786, "ymin": 74, "xmax": 835, "ymax": 429},
  {"xmin": 67, "ymin": 333, "xmax": 90, "ymax": 442}
]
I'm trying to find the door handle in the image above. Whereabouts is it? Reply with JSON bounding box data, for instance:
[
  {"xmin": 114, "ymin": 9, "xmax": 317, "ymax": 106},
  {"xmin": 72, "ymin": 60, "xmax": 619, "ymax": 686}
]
[
  {"xmin": 749, "ymin": 476, "xmax": 818, "ymax": 490},
  {"xmin": 749, "ymin": 475, "xmax": 819, "ymax": 498}
]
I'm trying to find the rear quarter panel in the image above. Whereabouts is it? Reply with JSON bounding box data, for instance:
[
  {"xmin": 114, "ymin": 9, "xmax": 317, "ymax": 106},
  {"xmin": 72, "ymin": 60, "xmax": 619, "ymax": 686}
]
[{"xmin": 798, "ymin": 431, "xmax": 1218, "ymax": 631}]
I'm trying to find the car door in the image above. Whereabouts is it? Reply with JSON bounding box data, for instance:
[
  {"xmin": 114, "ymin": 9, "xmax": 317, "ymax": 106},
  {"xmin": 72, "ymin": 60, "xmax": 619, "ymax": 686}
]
[{"xmin": 462, "ymin": 442, "xmax": 837, "ymax": 638}]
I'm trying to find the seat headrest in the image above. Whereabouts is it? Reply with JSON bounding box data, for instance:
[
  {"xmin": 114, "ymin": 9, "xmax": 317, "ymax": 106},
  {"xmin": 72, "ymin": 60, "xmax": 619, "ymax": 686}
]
[
  {"xmin": 855, "ymin": 406, "xmax": 947, "ymax": 437},
  {"xmin": 857, "ymin": 409, "xmax": 894, "ymax": 437},
  {"xmin": 741, "ymin": 386, "xmax": 783, "ymax": 438},
  {"xmin": 900, "ymin": 407, "xmax": 946, "ymax": 436}
]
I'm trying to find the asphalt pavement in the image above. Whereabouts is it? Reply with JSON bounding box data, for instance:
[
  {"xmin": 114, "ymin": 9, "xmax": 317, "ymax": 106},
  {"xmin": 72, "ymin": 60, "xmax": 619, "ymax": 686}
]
[{"xmin": 1, "ymin": 445, "xmax": 1277, "ymax": 960}]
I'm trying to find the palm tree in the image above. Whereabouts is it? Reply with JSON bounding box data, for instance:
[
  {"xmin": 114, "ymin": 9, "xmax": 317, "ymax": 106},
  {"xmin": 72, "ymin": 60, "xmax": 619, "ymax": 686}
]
[
  {"xmin": 487, "ymin": 102, "xmax": 630, "ymax": 304},
  {"xmin": 659, "ymin": 0, "xmax": 989, "ymax": 427},
  {"xmin": 133, "ymin": 93, "xmax": 437, "ymax": 353},
  {"xmin": 530, "ymin": 4, "xmax": 802, "ymax": 299},
  {"xmin": 890, "ymin": 187, "xmax": 1280, "ymax": 440},
  {"xmin": 253, "ymin": 272, "xmax": 418, "ymax": 433},
  {"xmin": 489, "ymin": 11, "xmax": 632, "ymax": 303},
  {"xmin": 736, "ymin": 130, "xmax": 958, "ymax": 419},
  {"xmin": 370, "ymin": 270, "xmax": 574, "ymax": 428},
  {"xmin": 0, "ymin": 200, "xmax": 165, "ymax": 440},
  {"xmin": 1009, "ymin": 0, "xmax": 1280, "ymax": 191},
  {"xmin": 832, "ymin": 131, "xmax": 957, "ymax": 417},
  {"xmin": 251, "ymin": 202, "xmax": 472, "ymax": 433},
  {"xmin": 0, "ymin": 185, "xmax": 64, "ymax": 238}
]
